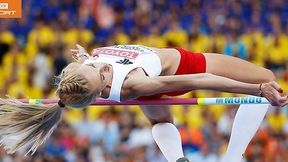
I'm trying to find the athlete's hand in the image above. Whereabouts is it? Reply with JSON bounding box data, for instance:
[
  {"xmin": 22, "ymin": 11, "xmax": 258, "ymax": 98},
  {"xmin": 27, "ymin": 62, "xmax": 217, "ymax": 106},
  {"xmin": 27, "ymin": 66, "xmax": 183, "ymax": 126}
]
[
  {"xmin": 261, "ymin": 81, "xmax": 288, "ymax": 107},
  {"xmin": 70, "ymin": 44, "xmax": 90, "ymax": 63}
]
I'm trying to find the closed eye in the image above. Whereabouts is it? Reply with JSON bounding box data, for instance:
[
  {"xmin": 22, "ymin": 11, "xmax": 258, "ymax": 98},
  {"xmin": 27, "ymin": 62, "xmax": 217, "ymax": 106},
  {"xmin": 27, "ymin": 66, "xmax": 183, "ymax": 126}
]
[
  {"xmin": 87, "ymin": 63, "xmax": 104, "ymax": 81},
  {"xmin": 89, "ymin": 63, "xmax": 96, "ymax": 68},
  {"xmin": 100, "ymin": 74, "xmax": 105, "ymax": 81}
]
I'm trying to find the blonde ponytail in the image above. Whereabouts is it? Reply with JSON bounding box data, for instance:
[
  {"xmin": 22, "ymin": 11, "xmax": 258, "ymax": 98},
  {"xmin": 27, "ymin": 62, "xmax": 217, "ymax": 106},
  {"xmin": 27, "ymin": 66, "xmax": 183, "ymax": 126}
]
[
  {"xmin": 0, "ymin": 98, "xmax": 64, "ymax": 155},
  {"xmin": 0, "ymin": 62, "xmax": 98, "ymax": 155}
]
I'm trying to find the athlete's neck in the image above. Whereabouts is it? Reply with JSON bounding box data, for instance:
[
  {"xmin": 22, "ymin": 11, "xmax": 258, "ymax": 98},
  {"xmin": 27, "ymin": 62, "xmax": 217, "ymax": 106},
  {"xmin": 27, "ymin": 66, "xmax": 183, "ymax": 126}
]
[{"xmin": 100, "ymin": 64, "xmax": 113, "ymax": 98}]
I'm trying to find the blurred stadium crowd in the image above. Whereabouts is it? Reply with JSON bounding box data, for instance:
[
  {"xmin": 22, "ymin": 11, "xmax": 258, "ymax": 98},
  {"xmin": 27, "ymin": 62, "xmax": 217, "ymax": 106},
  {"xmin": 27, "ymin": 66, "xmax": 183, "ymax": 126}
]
[{"xmin": 0, "ymin": 0, "xmax": 288, "ymax": 161}]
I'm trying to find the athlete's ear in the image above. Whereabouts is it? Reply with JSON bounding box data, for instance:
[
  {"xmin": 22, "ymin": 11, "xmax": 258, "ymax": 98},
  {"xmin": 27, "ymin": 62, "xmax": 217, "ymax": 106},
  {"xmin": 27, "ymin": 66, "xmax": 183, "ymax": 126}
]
[{"xmin": 100, "ymin": 64, "xmax": 110, "ymax": 72}]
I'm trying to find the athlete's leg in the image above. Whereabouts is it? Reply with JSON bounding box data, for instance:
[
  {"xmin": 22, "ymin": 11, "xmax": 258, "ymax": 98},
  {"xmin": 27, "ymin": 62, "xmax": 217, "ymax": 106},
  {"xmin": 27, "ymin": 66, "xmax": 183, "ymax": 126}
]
[
  {"xmin": 220, "ymin": 104, "xmax": 270, "ymax": 162},
  {"xmin": 140, "ymin": 105, "xmax": 186, "ymax": 162},
  {"xmin": 204, "ymin": 54, "xmax": 275, "ymax": 162},
  {"xmin": 204, "ymin": 53, "xmax": 275, "ymax": 83}
]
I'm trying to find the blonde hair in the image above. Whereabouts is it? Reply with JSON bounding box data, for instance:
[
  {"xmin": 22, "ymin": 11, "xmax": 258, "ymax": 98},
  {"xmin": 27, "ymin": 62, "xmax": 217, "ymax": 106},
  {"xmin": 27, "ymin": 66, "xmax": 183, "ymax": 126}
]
[
  {"xmin": 57, "ymin": 70, "xmax": 97, "ymax": 108},
  {"xmin": 0, "ymin": 63, "xmax": 96, "ymax": 155},
  {"xmin": 0, "ymin": 99, "xmax": 62, "ymax": 155}
]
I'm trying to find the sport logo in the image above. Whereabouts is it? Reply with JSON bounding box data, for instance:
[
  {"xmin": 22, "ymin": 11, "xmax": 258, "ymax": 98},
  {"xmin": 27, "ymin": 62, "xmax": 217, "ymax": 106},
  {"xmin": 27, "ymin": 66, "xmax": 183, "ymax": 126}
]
[
  {"xmin": 0, "ymin": 0, "xmax": 22, "ymax": 18},
  {"xmin": 116, "ymin": 58, "xmax": 133, "ymax": 65},
  {"xmin": 216, "ymin": 97, "xmax": 263, "ymax": 104},
  {"xmin": 92, "ymin": 48, "xmax": 139, "ymax": 59}
]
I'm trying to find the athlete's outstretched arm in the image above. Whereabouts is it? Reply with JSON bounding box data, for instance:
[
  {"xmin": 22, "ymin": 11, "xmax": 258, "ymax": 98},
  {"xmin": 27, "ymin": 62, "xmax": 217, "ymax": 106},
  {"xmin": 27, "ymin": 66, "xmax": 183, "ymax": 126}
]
[{"xmin": 132, "ymin": 73, "xmax": 287, "ymax": 106}]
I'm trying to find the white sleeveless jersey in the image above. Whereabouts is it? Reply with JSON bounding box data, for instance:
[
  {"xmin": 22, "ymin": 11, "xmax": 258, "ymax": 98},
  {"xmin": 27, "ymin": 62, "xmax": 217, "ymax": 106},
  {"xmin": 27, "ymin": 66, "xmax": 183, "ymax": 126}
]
[{"xmin": 83, "ymin": 45, "xmax": 162, "ymax": 102}]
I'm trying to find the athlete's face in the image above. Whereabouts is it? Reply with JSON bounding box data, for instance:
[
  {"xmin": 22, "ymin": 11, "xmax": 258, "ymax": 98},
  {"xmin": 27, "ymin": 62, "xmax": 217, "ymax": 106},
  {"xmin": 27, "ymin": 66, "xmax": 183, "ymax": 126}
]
[
  {"xmin": 80, "ymin": 62, "xmax": 113, "ymax": 94},
  {"xmin": 63, "ymin": 62, "xmax": 113, "ymax": 95}
]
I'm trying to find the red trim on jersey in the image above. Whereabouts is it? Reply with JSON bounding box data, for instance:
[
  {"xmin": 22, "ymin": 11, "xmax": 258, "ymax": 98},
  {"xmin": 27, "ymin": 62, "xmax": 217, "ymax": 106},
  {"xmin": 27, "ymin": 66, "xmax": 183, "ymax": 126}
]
[{"xmin": 138, "ymin": 48, "xmax": 206, "ymax": 100}]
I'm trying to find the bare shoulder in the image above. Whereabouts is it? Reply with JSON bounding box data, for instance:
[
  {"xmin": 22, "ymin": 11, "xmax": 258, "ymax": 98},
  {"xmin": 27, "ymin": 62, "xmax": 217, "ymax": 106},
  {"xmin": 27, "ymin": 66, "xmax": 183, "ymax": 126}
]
[{"xmin": 153, "ymin": 48, "xmax": 181, "ymax": 76}]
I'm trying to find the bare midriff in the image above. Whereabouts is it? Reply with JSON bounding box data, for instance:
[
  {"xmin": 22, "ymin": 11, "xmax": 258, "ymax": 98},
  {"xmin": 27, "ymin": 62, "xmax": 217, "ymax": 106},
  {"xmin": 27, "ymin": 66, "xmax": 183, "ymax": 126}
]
[{"xmin": 153, "ymin": 48, "xmax": 181, "ymax": 76}]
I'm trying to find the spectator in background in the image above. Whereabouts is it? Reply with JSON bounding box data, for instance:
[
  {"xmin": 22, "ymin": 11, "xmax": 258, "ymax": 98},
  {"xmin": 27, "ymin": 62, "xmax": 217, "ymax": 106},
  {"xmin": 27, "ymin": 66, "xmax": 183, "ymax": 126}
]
[
  {"xmin": 223, "ymin": 18, "xmax": 248, "ymax": 60},
  {"xmin": 44, "ymin": 130, "xmax": 66, "ymax": 161},
  {"xmin": 223, "ymin": 32, "xmax": 247, "ymax": 60},
  {"xmin": 52, "ymin": 45, "xmax": 68, "ymax": 76},
  {"xmin": 73, "ymin": 108, "xmax": 119, "ymax": 154},
  {"xmin": 164, "ymin": 21, "xmax": 188, "ymax": 47},
  {"xmin": 266, "ymin": 33, "xmax": 287, "ymax": 72},
  {"xmin": 217, "ymin": 107, "xmax": 235, "ymax": 137},
  {"xmin": 32, "ymin": 47, "xmax": 53, "ymax": 90}
]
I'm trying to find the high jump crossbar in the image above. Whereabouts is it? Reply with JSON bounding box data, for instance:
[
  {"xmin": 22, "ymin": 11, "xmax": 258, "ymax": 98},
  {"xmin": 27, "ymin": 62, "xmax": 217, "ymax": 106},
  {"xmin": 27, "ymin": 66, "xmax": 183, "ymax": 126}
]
[{"xmin": 11, "ymin": 96, "xmax": 269, "ymax": 106}]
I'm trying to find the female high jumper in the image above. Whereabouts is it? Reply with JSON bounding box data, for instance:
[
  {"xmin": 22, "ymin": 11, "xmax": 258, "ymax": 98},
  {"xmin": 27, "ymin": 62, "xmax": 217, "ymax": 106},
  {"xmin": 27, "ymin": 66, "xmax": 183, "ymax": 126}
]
[{"xmin": 0, "ymin": 44, "xmax": 286, "ymax": 162}]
